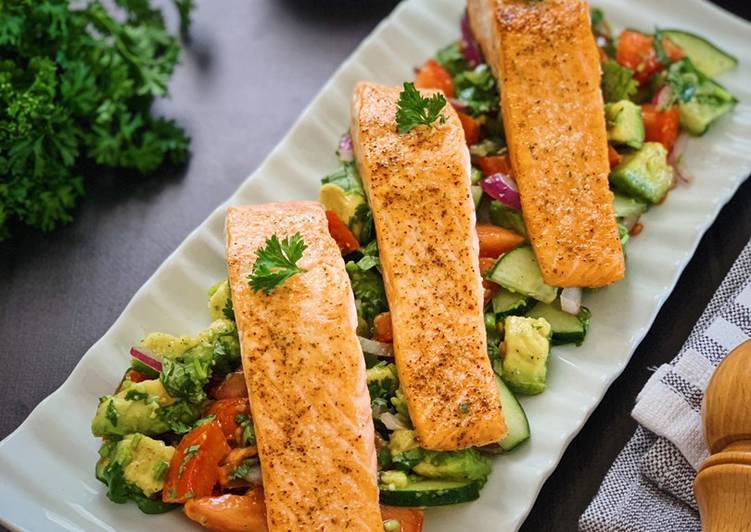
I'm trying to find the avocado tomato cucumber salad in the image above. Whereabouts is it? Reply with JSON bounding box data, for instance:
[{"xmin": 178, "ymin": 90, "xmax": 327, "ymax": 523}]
[{"xmin": 89, "ymin": 6, "xmax": 738, "ymax": 530}]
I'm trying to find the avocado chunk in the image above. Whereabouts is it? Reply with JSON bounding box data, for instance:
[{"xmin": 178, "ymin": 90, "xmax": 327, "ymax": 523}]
[
  {"xmin": 609, "ymin": 142, "xmax": 673, "ymax": 204},
  {"xmin": 208, "ymin": 280, "xmax": 233, "ymax": 321},
  {"xmin": 413, "ymin": 448, "xmax": 491, "ymax": 484},
  {"xmin": 605, "ymin": 100, "xmax": 644, "ymax": 149},
  {"xmin": 96, "ymin": 434, "xmax": 177, "ymax": 514},
  {"xmin": 502, "ymin": 316, "xmax": 552, "ymax": 395},
  {"xmin": 320, "ymin": 183, "xmax": 365, "ymax": 228},
  {"xmin": 389, "ymin": 429, "xmax": 420, "ymax": 455},
  {"xmin": 92, "ymin": 379, "xmax": 175, "ymax": 437},
  {"xmin": 142, "ymin": 318, "xmax": 237, "ymax": 359},
  {"xmin": 366, "ymin": 362, "xmax": 398, "ymax": 400},
  {"xmin": 613, "ymin": 193, "xmax": 648, "ymax": 221}
]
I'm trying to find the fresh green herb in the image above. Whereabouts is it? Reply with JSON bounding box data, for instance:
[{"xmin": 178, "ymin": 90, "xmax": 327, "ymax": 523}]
[
  {"xmin": 178, "ymin": 444, "xmax": 201, "ymax": 478},
  {"xmin": 652, "ymin": 29, "xmax": 671, "ymax": 66},
  {"xmin": 436, "ymin": 42, "xmax": 469, "ymax": 77},
  {"xmin": 248, "ymin": 234, "xmax": 307, "ymax": 295},
  {"xmin": 0, "ymin": 0, "xmax": 193, "ymax": 241},
  {"xmin": 184, "ymin": 491, "xmax": 195, "ymax": 500},
  {"xmin": 356, "ymin": 239, "xmax": 380, "ymax": 271},
  {"xmin": 371, "ymin": 397, "xmax": 390, "ymax": 420},
  {"xmin": 321, "ymin": 162, "xmax": 363, "ymax": 193},
  {"xmin": 124, "ymin": 390, "xmax": 149, "ymax": 402},
  {"xmin": 106, "ymin": 400, "xmax": 119, "ymax": 427},
  {"xmin": 235, "ymin": 414, "xmax": 256, "ymax": 447},
  {"xmin": 366, "ymin": 362, "xmax": 399, "ymax": 400},
  {"xmin": 391, "ymin": 448, "xmax": 424, "ymax": 472},
  {"xmin": 346, "ymin": 261, "xmax": 388, "ymax": 333},
  {"xmin": 229, "ymin": 458, "xmax": 259, "ymax": 480},
  {"xmin": 152, "ymin": 461, "xmax": 169, "ymax": 481},
  {"xmin": 665, "ymin": 59, "xmax": 700, "ymax": 105},
  {"xmin": 590, "ymin": 7, "xmax": 612, "ymax": 40},
  {"xmin": 160, "ymin": 400, "xmax": 202, "ymax": 434},
  {"xmin": 222, "ymin": 296, "xmax": 235, "ymax": 321},
  {"xmin": 601, "ymin": 60, "xmax": 638, "ymax": 103},
  {"xmin": 395, "ymin": 82, "xmax": 447, "ymax": 134},
  {"xmin": 458, "ymin": 403, "xmax": 471, "ymax": 414},
  {"xmin": 211, "ymin": 335, "xmax": 241, "ymax": 375},
  {"xmin": 192, "ymin": 414, "xmax": 216, "ymax": 428},
  {"xmin": 160, "ymin": 350, "xmax": 211, "ymax": 404},
  {"xmin": 377, "ymin": 446, "xmax": 392, "ymax": 469},
  {"xmin": 453, "ymin": 64, "xmax": 499, "ymax": 116},
  {"xmin": 351, "ymin": 202, "xmax": 375, "ymax": 245}
]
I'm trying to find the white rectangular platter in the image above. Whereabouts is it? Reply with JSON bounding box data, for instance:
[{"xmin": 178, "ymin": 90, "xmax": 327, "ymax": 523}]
[{"xmin": 1, "ymin": 0, "xmax": 750, "ymax": 530}]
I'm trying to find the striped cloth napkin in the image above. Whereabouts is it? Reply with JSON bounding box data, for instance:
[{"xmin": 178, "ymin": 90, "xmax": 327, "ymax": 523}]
[{"xmin": 579, "ymin": 239, "xmax": 751, "ymax": 532}]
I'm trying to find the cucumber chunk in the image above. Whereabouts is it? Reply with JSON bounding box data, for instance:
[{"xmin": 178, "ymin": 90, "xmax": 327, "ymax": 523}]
[
  {"xmin": 526, "ymin": 299, "xmax": 592, "ymax": 346},
  {"xmin": 613, "ymin": 193, "xmax": 648, "ymax": 220},
  {"xmin": 488, "ymin": 246, "xmax": 557, "ymax": 304},
  {"xmin": 662, "ymin": 29, "xmax": 738, "ymax": 77},
  {"xmin": 609, "ymin": 142, "xmax": 673, "ymax": 204},
  {"xmin": 496, "ymin": 375, "xmax": 530, "ymax": 451},
  {"xmin": 492, "ymin": 288, "xmax": 531, "ymax": 319},
  {"xmin": 379, "ymin": 479, "xmax": 480, "ymax": 506},
  {"xmin": 667, "ymin": 58, "xmax": 737, "ymax": 136}
]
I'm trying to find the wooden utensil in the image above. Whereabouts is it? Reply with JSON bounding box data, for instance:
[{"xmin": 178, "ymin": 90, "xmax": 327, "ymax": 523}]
[{"xmin": 695, "ymin": 340, "xmax": 751, "ymax": 531}]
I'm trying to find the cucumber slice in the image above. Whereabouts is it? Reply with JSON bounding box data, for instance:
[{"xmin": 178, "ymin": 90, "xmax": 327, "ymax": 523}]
[
  {"xmin": 496, "ymin": 375, "xmax": 530, "ymax": 451},
  {"xmin": 613, "ymin": 193, "xmax": 648, "ymax": 220},
  {"xmin": 488, "ymin": 246, "xmax": 557, "ymax": 304},
  {"xmin": 662, "ymin": 29, "xmax": 737, "ymax": 77},
  {"xmin": 526, "ymin": 299, "xmax": 591, "ymax": 346},
  {"xmin": 379, "ymin": 479, "xmax": 480, "ymax": 506},
  {"xmin": 492, "ymin": 288, "xmax": 531, "ymax": 318},
  {"xmin": 471, "ymin": 185, "xmax": 483, "ymax": 208}
]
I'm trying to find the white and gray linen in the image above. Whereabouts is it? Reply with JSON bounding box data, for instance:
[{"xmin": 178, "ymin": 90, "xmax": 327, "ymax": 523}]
[{"xmin": 580, "ymin": 240, "xmax": 751, "ymax": 532}]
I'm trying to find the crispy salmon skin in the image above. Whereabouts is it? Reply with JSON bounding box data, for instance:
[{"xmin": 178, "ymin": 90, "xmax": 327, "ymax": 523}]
[
  {"xmin": 351, "ymin": 82, "xmax": 506, "ymax": 451},
  {"xmin": 225, "ymin": 202, "xmax": 381, "ymax": 531},
  {"xmin": 468, "ymin": 0, "xmax": 625, "ymax": 287}
]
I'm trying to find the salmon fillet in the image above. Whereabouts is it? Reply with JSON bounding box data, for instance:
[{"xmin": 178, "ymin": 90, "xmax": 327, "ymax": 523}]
[
  {"xmin": 351, "ymin": 82, "xmax": 506, "ymax": 450},
  {"xmin": 468, "ymin": 0, "xmax": 625, "ymax": 287},
  {"xmin": 225, "ymin": 202, "xmax": 381, "ymax": 531}
]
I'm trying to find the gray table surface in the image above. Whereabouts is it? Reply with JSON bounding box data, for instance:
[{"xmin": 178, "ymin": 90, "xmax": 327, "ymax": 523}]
[{"xmin": 1, "ymin": 0, "xmax": 749, "ymax": 530}]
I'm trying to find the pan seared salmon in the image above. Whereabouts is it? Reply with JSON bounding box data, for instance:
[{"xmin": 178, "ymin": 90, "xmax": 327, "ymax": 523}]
[
  {"xmin": 351, "ymin": 82, "xmax": 506, "ymax": 451},
  {"xmin": 225, "ymin": 202, "xmax": 381, "ymax": 531},
  {"xmin": 468, "ymin": 0, "xmax": 625, "ymax": 287}
]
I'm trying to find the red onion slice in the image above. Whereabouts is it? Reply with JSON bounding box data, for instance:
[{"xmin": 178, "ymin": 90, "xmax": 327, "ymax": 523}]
[
  {"xmin": 480, "ymin": 173, "xmax": 522, "ymax": 210},
  {"xmin": 130, "ymin": 347, "xmax": 163, "ymax": 372},
  {"xmin": 652, "ymin": 85, "xmax": 674, "ymax": 111},
  {"xmin": 668, "ymin": 134, "xmax": 693, "ymax": 185},
  {"xmin": 448, "ymin": 97, "xmax": 469, "ymax": 114},
  {"xmin": 460, "ymin": 14, "xmax": 483, "ymax": 67},
  {"xmin": 560, "ymin": 288, "xmax": 582, "ymax": 315},
  {"xmin": 337, "ymin": 133, "xmax": 354, "ymax": 163},
  {"xmin": 358, "ymin": 336, "xmax": 394, "ymax": 358}
]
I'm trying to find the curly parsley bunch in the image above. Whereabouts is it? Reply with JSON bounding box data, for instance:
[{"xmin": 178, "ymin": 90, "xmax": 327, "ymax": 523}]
[{"xmin": 0, "ymin": 0, "xmax": 194, "ymax": 240}]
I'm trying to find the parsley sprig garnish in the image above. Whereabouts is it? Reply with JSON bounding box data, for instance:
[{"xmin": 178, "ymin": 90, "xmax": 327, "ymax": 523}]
[
  {"xmin": 395, "ymin": 82, "xmax": 447, "ymax": 134},
  {"xmin": 248, "ymin": 233, "xmax": 307, "ymax": 295}
]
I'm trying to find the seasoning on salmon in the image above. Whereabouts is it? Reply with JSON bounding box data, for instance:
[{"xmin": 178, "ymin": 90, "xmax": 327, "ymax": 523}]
[
  {"xmin": 225, "ymin": 202, "xmax": 381, "ymax": 531},
  {"xmin": 467, "ymin": 0, "xmax": 625, "ymax": 287},
  {"xmin": 351, "ymin": 81, "xmax": 506, "ymax": 451}
]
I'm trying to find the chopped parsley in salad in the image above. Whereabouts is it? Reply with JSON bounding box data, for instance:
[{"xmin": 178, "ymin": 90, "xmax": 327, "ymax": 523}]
[{"xmin": 90, "ymin": 6, "xmax": 738, "ymax": 530}]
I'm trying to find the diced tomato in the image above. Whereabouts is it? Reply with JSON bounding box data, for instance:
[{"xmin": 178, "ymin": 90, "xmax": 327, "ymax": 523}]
[
  {"xmin": 373, "ymin": 312, "xmax": 393, "ymax": 343},
  {"xmin": 124, "ymin": 369, "xmax": 150, "ymax": 383},
  {"xmin": 414, "ymin": 58, "xmax": 455, "ymax": 98},
  {"xmin": 475, "ymin": 154, "xmax": 513, "ymax": 177},
  {"xmin": 184, "ymin": 490, "xmax": 268, "ymax": 532},
  {"xmin": 476, "ymin": 224, "xmax": 524, "ymax": 258},
  {"xmin": 209, "ymin": 370, "xmax": 248, "ymax": 400},
  {"xmin": 163, "ymin": 422, "xmax": 231, "ymax": 503},
  {"xmin": 381, "ymin": 506, "xmax": 425, "ymax": 532},
  {"xmin": 325, "ymin": 210, "xmax": 360, "ymax": 255},
  {"xmin": 456, "ymin": 111, "xmax": 482, "ymax": 145},
  {"xmin": 204, "ymin": 398, "xmax": 250, "ymax": 443},
  {"xmin": 616, "ymin": 30, "xmax": 684, "ymax": 85},
  {"xmin": 641, "ymin": 104, "xmax": 680, "ymax": 152},
  {"xmin": 608, "ymin": 144, "xmax": 622, "ymax": 169},
  {"xmin": 479, "ymin": 256, "xmax": 500, "ymax": 307}
]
